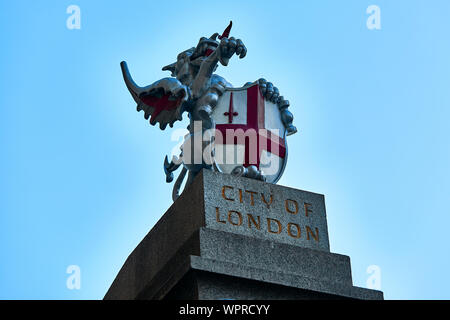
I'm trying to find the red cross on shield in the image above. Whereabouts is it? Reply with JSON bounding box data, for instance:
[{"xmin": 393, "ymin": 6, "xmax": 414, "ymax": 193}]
[{"xmin": 211, "ymin": 83, "xmax": 288, "ymax": 183}]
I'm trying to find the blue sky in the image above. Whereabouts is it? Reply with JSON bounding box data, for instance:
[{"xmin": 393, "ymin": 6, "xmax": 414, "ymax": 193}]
[{"xmin": 1, "ymin": 0, "xmax": 450, "ymax": 299}]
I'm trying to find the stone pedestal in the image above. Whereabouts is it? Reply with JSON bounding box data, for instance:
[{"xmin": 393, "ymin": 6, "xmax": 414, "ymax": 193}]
[{"xmin": 104, "ymin": 170, "xmax": 383, "ymax": 300}]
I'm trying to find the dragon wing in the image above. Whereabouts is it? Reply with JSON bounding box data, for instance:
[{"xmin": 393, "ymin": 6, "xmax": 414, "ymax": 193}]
[{"xmin": 120, "ymin": 61, "xmax": 189, "ymax": 130}]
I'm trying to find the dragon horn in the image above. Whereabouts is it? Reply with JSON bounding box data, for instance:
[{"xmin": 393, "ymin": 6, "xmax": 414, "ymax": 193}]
[
  {"xmin": 218, "ymin": 21, "xmax": 232, "ymax": 39},
  {"xmin": 120, "ymin": 61, "xmax": 144, "ymax": 103}
]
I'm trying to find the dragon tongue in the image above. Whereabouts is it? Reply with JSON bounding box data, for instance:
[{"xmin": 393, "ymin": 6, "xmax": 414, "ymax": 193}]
[{"xmin": 218, "ymin": 21, "xmax": 232, "ymax": 39}]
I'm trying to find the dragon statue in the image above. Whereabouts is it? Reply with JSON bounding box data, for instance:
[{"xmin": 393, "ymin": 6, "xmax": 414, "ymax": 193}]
[{"xmin": 120, "ymin": 22, "xmax": 297, "ymax": 201}]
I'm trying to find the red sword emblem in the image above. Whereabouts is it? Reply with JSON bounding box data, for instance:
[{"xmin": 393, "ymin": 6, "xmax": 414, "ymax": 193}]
[{"xmin": 223, "ymin": 92, "xmax": 239, "ymax": 123}]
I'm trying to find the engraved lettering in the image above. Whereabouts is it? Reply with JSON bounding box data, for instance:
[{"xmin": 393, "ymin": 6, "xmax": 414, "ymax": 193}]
[
  {"xmin": 261, "ymin": 193, "xmax": 273, "ymax": 208},
  {"xmin": 215, "ymin": 207, "xmax": 226, "ymax": 224},
  {"xmin": 245, "ymin": 190, "xmax": 258, "ymax": 205},
  {"xmin": 285, "ymin": 199, "xmax": 299, "ymax": 215},
  {"xmin": 304, "ymin": 202, "xmax": 313, "ymax": 217},
  {"xmin": 247, "ymin": 214, "xmax": 261, "ymax": 230},
  {"xmin": 228, "ymin": 210, "xmax": 243, "ymax": 226},
  {"xmin": 306, "ymin": 226, "xmax": 319, "ymax": 242},
  {"xmin": 222, "ymin": 185, "xmax": 234, "ymax": 201},
  {"xmin": 287, "ymin": 223, "xmax": 301, "ymax": 238},
  {"xmin": 267, "ymin": 218, "xmax": 282, "ymax": 234}
]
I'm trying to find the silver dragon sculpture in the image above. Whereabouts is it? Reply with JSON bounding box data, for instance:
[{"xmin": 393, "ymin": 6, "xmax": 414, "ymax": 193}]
[{"xmin": 120, "ymin": 22, "xmax": 297, "ymax": 200}]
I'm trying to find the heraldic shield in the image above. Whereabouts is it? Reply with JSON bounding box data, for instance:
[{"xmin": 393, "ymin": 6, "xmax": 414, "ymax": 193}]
[{"xmin": 211, "ymin": 82, "xmax": 288, "ymax": 184}]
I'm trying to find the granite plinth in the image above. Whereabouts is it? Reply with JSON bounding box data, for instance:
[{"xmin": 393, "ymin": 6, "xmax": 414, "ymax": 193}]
[{"xmin": 104, "ymin": 170, "xmax": 383, "ymax": 300}]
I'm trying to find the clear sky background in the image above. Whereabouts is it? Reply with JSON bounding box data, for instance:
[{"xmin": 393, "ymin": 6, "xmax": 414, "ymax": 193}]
[{"xmin": 1, "ymin": 0, "xmax": 449, "ymax": 299}]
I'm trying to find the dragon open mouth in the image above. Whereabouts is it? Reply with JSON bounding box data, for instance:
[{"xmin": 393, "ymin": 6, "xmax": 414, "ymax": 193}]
[{"xmin": 190, "ymin": 39, "xmax": 219, "ymax": 61}]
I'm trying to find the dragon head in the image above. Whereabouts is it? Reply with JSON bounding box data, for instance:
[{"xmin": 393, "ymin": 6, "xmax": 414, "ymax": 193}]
[{"xmin": 162, "ymin": 22, "xmax": 232, "ymax": 86}]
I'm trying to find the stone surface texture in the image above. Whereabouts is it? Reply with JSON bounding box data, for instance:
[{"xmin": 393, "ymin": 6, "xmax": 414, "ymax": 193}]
[
  {"xmin": 104, "ymin": 170, "xmax": 383, "ymax": 300},
  {"xmin": 203, "ymin": 170, "xmax": 330, "ymax": 251}
]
